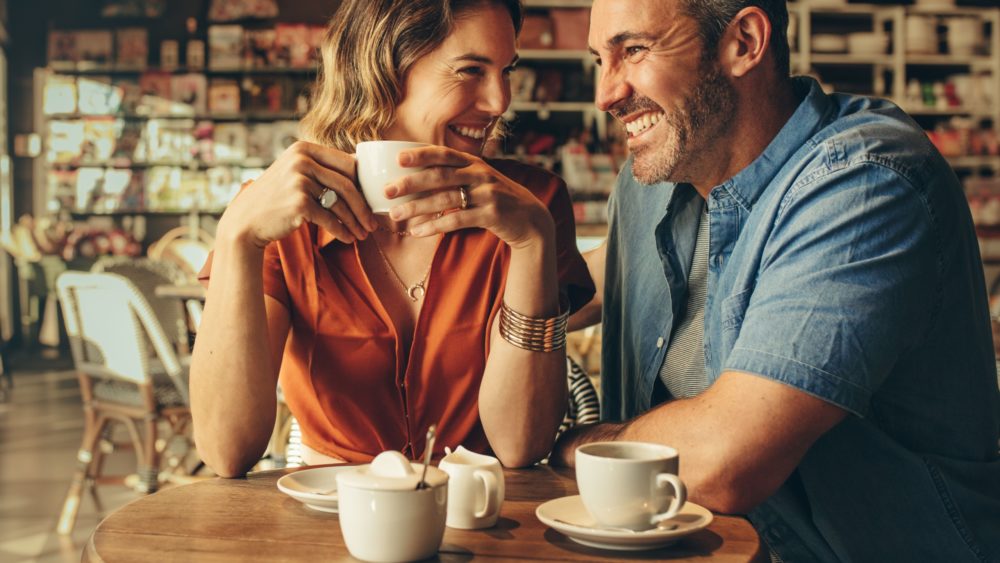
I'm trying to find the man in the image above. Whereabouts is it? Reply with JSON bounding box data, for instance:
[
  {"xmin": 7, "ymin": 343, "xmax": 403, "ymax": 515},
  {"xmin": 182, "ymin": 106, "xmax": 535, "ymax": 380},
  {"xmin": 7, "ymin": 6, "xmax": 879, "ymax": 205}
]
[{"xmin": 555, "ymin": 1, "xmax": 1000, "ymax": 561}]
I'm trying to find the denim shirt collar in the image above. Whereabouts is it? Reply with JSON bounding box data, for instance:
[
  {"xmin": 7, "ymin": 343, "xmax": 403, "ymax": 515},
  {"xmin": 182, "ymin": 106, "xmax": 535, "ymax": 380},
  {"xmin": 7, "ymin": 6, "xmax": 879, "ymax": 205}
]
[{"xmin": 710, "ymin": 77, "xmax": 831, "ymax": 212}]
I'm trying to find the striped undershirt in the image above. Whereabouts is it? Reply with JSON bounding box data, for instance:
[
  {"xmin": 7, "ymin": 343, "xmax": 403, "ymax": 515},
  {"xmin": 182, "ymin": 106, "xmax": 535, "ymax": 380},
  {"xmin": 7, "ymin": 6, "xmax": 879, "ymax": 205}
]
[{"xmin": 658, "ymin": 208, "xmax": 710, "ymax": 399}]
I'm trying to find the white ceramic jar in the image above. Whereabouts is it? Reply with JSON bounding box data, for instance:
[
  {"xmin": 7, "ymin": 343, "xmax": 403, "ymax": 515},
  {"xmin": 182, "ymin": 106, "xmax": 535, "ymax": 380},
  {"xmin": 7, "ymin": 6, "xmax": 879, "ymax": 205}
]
[{"xmin": 336, "ymin": 457, "xmax": 449, "ymax": 562}]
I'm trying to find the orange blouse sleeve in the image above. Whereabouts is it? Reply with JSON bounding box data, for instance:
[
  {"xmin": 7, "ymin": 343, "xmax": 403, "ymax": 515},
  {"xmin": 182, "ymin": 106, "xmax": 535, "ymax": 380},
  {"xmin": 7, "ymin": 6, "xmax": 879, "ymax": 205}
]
[
  {"xmin": 490, "ymin": 159, "xmax": 596, "ymax": 314},
  {"xmin": 196, "ymin": 181, "xmax": 292, "ymax": 309}
]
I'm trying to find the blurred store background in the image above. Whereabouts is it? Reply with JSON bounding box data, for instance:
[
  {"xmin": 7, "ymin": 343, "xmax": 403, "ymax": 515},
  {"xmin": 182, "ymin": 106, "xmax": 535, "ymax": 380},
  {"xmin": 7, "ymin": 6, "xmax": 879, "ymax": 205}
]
[{"xmin": 1, "ymin": 0, "xmax": 999, "ymax": 560}]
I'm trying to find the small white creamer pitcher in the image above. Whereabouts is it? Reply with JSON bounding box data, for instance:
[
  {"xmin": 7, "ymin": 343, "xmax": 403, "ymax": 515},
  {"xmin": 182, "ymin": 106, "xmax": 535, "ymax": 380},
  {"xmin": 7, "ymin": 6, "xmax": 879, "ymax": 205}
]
[{"xmin": 438, "ymin": 446, "xmax": 505, "ymax": 529}]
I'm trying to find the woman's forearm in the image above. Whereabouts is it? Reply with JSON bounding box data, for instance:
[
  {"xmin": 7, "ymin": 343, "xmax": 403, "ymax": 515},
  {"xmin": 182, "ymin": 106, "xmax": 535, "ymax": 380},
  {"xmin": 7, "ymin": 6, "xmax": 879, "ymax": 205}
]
[
  {"xmin": 480, "ymin": 224, "xmax": 567, "ymax": 467},
  {"xmin": 190, "ymin": 230, "xmax": 283, "ymax": 477}
]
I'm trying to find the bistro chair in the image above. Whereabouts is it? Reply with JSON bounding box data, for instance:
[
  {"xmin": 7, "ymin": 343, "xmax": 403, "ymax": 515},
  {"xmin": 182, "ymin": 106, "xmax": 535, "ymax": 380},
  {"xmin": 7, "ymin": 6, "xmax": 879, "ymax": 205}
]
[
  {"xmin": 558, "ymin": 355, "xmax": 600, "ymax": 437},
  {"xmin": 91, "ymin": 256, "xmax": 200, "ymax": 354},
  {"xmin": 147, "ymin": 226, "xmax": 214, "ymax": 282},
  {"xmin": 55, "ymin": 271, "xmax": 194, "ymax": 535}
]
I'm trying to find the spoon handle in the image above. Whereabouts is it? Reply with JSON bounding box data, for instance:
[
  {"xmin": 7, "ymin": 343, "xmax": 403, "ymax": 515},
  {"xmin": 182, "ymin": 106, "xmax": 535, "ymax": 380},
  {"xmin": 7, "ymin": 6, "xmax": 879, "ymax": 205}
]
[{"xmin": 417, "ymin": 424, "xmax": 437, "ymax": 490}]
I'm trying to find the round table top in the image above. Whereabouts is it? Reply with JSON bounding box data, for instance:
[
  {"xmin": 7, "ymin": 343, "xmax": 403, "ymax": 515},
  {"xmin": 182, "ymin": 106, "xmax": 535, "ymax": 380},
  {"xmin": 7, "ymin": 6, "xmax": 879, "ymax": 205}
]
[{"xmin": 86, "ymin": 464, "xmax": 765, "ymax": 562}]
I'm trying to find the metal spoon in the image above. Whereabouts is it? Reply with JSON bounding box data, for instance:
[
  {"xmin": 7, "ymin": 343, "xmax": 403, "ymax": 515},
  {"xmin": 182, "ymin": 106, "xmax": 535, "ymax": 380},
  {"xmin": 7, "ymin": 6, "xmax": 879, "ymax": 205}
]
[
  {"xmin": 415, "ymin": 424, "xmax": 437, "ymax": 490},
  {"xmin": 552, "ymin": 518, "xmax": 678, "ymax": 534}
]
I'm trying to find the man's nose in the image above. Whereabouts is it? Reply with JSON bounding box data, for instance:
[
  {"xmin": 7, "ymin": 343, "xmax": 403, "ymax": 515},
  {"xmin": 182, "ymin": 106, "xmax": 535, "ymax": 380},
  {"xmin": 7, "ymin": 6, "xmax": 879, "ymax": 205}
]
[{"xmin": 595, "ymin": 64, "xmax": 631, "ymax": 113}]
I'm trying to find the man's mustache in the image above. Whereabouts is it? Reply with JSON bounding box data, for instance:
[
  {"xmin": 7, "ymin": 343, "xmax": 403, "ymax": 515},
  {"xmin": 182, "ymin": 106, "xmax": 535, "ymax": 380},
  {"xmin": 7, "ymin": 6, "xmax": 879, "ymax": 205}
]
[{"xmin": 612, "ymin": 96, "xmax": 662, "ymax": 120}]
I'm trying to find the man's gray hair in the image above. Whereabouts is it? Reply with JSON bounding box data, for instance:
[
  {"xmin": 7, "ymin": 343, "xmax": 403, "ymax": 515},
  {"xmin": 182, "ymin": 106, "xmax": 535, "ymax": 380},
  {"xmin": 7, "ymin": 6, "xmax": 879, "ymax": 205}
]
[{"xmin": 680, "ymin": 0, "xmax": 790, "ymax": 77}]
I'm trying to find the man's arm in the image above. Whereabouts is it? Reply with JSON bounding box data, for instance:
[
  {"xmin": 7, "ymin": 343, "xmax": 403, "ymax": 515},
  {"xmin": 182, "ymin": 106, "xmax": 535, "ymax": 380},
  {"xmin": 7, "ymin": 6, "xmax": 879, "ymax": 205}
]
[
  {"xmin": 568, "ymin": 240, "xmax": 606, "ymax": 332},
  {"xmin": 552, "ymin": 370, "xmax": 847, "ymax": 514}
]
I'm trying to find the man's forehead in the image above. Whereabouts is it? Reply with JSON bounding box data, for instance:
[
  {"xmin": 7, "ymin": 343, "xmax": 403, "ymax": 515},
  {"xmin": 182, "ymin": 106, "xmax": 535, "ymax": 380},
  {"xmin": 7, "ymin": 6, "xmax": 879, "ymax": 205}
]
[{"xmin": 589, "ymin": 0, "xmax": 688, "ymax": 50}]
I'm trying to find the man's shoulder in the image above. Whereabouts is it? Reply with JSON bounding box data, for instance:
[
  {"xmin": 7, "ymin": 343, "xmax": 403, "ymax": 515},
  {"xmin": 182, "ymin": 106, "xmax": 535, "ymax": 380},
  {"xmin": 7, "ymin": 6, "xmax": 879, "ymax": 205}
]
[{"xmin": 805, "ymin": 93, "xmax": 945, "ymax": 183}]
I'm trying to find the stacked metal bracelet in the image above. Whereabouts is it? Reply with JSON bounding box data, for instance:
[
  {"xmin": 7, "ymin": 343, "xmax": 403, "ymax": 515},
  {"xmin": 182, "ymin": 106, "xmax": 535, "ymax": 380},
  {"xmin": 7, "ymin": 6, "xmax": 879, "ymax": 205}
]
[{"xmin": 499, "ymin": 300, "xmax": 570, "ymax": 353}]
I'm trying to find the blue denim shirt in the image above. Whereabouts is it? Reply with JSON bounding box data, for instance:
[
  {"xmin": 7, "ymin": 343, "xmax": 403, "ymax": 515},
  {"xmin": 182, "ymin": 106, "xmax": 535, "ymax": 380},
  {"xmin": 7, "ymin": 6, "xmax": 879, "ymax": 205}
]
[{"xmin": 602, "ymin": 77, "xmax": 1000, "ymax": 562}]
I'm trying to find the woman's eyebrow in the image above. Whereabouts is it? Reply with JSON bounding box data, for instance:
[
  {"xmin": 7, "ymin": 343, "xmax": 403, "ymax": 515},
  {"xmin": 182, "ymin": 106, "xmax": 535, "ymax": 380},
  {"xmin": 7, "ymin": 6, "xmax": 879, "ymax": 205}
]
[{"xmin": 450, "ymin": 53, "xmax": 520, "ymax": 66}]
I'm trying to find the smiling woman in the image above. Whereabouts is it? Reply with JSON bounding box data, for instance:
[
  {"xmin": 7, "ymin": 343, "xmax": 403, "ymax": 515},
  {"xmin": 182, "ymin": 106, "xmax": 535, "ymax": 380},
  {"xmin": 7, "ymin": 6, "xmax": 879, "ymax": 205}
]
[
  {"xmin": 300, "ymin": 0, "xmax": 522, "ymax": 153},
  {"xmin": 189, "ymin": 0, "xmax": 595, "ymax": 477}
]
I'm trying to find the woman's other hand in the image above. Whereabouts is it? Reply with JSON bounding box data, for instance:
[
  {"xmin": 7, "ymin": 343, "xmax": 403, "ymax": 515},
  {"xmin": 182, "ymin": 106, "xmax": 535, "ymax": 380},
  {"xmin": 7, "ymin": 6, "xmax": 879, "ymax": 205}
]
[
  {"xmin": 385, "ymin": 146, "xmax": 555, "ymax": 250},
  {"xmin": 218, "ymin": 141, "xmax": 378, "ymax": 249}
]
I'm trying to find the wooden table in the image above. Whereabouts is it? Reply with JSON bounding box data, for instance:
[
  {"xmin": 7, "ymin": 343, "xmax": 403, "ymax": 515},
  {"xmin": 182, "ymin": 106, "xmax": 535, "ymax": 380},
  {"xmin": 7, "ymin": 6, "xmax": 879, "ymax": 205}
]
[{"xmin": 86, "ymin": 465, "xmax": 764, "ymax": 562}]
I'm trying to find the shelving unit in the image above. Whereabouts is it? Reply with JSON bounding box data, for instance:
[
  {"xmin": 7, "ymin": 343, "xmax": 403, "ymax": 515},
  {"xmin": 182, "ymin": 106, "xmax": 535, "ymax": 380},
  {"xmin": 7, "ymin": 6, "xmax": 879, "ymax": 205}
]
[{"xmin": 790, "ymin": 2, "xmax": 1000, "ymax": 172}]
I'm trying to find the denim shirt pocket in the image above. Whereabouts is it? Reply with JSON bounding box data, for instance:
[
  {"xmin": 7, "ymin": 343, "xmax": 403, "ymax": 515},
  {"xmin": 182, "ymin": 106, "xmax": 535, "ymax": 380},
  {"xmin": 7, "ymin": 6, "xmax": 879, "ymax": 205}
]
[
  {"xmin": 721, "ymin": 287, "xmax": 753, "ymax": 331},
  {"xmin": 714, "ymin": 287, "xmax": 754, "ymax": 369}
]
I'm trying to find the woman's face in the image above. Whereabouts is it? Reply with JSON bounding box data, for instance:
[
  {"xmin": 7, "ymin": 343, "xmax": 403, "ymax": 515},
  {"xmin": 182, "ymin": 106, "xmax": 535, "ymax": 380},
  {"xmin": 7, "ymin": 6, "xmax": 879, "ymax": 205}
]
[{"xmin": 384, "ymin": 4, "xmax": 517, "ymax": 154}]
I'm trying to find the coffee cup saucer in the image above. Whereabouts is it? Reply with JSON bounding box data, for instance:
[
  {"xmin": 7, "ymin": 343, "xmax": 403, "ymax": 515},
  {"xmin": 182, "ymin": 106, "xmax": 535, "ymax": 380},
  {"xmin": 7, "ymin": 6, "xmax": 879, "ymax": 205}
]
[
  {"xmin": 535, "ymin": 495, "xmax": 713, "ymax": 551},
  {"xmin": 276, "ymin": 465, "xmax": 365, "ymax": 513}
]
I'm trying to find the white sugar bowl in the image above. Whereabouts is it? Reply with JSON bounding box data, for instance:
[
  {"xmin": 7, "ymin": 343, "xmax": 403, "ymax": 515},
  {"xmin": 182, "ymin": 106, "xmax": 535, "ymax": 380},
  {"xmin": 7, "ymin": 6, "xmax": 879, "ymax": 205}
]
[{"xmin": 336, "ymin": 451, "xmax": 449, "ymax": 562}]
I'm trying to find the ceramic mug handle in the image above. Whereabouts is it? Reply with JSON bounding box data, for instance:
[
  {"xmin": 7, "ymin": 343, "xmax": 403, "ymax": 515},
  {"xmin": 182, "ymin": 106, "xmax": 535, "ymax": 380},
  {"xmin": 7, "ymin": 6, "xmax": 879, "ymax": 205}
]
[
  {"xmin": 650, "ymin": 473, "xmax": 687, "ymax": 525},
  {"xmin": 474, "ymin": 469, "xmax": 499, "ymax": 519}
]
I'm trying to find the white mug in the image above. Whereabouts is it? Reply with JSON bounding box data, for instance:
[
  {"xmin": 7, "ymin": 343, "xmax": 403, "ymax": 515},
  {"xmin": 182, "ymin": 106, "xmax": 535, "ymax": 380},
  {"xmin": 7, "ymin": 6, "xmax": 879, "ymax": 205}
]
[
  {"xmin": 438, "ymin": 446, "xmax": 504, "ymax": 529},
  {"xmin": 355, "ymin": 140, "xmax": 429, "ymax": 214},
  {"xmin": 575, "ymin": 441, "xmax": 687, "ymax": 531},
  {"xmin": 336, "ymin": 461, "xmax": 448, "ymax": 562}
]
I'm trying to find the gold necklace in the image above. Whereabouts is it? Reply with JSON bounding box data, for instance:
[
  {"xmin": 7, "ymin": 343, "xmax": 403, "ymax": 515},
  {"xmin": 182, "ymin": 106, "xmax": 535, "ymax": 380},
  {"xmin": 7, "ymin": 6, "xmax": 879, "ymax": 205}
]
[
  {"xmin": 378, "ymin": 225, "xmax": 410, "ymax": 236},
  {"xmin": 371, "ymin": 236, "xmax": 434, "ymax": 302}
]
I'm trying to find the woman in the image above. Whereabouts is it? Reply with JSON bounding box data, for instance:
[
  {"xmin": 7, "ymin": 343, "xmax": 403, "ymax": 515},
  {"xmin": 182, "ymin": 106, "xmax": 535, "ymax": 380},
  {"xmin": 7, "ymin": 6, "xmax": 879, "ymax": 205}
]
[{"xmin": 190, "ymin": 0, "xmax": 594, "ymax": 477}]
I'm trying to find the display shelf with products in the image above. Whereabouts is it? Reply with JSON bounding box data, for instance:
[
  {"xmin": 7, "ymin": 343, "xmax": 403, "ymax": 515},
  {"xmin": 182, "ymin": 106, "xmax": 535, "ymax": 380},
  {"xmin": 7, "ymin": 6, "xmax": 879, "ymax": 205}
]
[
  {"xmin": 507, "ymin": 0, "xmax": 620, "ymax": 233},
  {"xmin": 789, "ymin": 2, "xmax": 1000, "ymax": 171}
]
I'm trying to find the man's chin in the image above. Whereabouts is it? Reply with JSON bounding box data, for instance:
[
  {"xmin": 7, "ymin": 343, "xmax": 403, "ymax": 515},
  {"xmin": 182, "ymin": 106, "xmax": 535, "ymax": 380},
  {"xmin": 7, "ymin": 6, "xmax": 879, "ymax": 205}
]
[{"xmin": 630, "ymin": 156, "xmax": 672, "ymax": 186}]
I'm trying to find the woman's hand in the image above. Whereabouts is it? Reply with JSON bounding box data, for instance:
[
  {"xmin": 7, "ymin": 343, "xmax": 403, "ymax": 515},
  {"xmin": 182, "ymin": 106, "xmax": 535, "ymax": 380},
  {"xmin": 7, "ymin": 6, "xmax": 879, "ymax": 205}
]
[
  {"xmin": 384, "ymin": 146, "xmax": 554, "ymax": 250},
  {"xmin": 217, "ymin": 141, "xmax": 378, "ymax": 249}
]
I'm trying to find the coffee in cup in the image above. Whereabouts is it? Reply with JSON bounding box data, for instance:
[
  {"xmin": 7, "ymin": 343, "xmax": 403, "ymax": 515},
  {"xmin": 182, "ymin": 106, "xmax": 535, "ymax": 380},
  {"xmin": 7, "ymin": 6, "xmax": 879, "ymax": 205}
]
[
  {"xmin": 575, "ymin": 441, "xmax": 687, "ymax": 531},
  {"xmin": 355, "ymin": 140, "xmax": 430, "ymax": 214}
]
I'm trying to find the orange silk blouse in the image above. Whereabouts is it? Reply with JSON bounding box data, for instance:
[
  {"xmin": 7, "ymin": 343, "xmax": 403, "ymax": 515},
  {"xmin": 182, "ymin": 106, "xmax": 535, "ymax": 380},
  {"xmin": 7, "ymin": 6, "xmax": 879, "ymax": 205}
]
[{"xmin": 201, "ymin": 159, "xmax": 594, "ymax": 462}]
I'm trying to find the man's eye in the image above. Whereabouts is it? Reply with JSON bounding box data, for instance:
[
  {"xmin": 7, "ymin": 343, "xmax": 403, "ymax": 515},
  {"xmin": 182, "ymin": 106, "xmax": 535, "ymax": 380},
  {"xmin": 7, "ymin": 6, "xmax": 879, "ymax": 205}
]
[
  {"xmin": 459, "ymin": 66, "xmax": 484, "ymax": 76},
  {"xmin": 625, "ymin": 46, "xmax": 647, "ymax": 60},
  {"xmin": 593, "ymin": 57, "xmax": 603, "ymax": 67},
  {"xmin": 503, "ymin": 66, "xmax": 517, "ymax": 76}
]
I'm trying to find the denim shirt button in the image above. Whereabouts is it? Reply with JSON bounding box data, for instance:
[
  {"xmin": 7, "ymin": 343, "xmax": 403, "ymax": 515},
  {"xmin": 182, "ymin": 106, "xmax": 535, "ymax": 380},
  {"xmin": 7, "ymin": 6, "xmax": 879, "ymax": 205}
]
[{"xmin": 656, "ymin": 337, "xmax": 665, "ymax": 349}]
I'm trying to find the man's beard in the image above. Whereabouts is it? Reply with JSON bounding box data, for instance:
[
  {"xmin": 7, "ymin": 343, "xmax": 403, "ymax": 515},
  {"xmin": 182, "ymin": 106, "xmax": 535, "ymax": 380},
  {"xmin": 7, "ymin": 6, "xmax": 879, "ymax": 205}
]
[{"xmin": 629, "ymin": 62, "xmax": 736, "ymax": 186}]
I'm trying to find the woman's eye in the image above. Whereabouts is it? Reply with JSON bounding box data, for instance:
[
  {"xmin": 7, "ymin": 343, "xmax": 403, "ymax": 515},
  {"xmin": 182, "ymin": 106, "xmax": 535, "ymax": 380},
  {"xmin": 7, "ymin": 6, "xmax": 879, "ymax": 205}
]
[
  {"xmin": 459, "ymin": 66, "xmax": 484, "ymax": 76},
  {"xmin": 503, "ymin": 66, "xmax": 517, "ymax": 76}
]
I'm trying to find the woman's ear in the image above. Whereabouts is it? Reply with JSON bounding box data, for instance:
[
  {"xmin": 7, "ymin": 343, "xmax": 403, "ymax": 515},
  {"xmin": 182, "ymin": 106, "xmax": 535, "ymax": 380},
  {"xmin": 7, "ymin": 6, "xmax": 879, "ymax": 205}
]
[{"xmin": 718, "ymin": 7, "xmax": 772, "ymax": 78}]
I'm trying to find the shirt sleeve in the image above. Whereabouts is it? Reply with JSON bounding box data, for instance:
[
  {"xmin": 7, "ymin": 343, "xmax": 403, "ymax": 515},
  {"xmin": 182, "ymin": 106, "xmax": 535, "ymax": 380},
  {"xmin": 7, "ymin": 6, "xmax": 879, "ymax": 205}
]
[
  {"xmin": 723, "ymin": 162, "xmax": 939, "ymax": 416},
  {"xmin": 546, "ymin": 173, "xmax": 597, "ymax": 315}
]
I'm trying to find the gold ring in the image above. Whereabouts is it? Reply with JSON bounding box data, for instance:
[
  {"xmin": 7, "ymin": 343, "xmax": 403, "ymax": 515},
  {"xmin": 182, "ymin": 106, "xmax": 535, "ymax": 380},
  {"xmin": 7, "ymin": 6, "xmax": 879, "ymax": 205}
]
[{"xmin": 458, "ymin": 186, "xmax": 469, "ymax": 210}]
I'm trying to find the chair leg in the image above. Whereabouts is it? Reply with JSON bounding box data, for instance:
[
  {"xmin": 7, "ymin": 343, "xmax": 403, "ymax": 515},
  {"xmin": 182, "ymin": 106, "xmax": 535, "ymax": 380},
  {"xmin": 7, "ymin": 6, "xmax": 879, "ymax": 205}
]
[
  {"xmin": 0, "ymin": 350, "xmax": 11, "ymax": 402},
  {"xmin": 137, "ymin": 417, "xmax": 160, "ymax": 494},
  {"xmin": 57, "ymin": 414, "xmax": 108, "ymax": 535}
]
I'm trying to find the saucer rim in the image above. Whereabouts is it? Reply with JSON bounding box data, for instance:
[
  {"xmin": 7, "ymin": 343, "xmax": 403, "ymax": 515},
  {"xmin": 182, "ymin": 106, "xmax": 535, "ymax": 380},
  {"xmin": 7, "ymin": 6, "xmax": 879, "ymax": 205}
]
[
  {"xmin": 535, "ymin": 494, "xmax": 713, "ymax": 547},
  {"xmin": 276, "ymin": 465, "xmax": 363, "ymax": 506}
]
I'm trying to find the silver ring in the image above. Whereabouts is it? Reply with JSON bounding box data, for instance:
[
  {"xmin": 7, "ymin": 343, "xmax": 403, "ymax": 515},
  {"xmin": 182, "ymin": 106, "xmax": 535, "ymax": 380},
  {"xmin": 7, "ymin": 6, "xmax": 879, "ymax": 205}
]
[
  {"xmin": 318, "ymin": 188, "xmax": 338, "ymax": 209},
  {"xmin": 457, "ymin": 186, "xmax": 469, "ymax": 210}
]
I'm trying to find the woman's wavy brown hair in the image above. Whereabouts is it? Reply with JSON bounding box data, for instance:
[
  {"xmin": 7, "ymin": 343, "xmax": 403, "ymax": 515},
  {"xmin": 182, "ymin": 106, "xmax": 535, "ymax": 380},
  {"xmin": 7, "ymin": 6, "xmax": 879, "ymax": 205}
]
[{"xmin": 300, "ymin": 0, "xmax": 523, "ymax": 152}]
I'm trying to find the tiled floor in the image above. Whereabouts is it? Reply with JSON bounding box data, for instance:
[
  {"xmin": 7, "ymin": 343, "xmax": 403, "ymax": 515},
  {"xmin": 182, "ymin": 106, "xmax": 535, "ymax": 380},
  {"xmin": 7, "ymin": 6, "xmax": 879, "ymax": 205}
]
[{"xmin": 0, "ymin": 357, "xmax": 145, "ymax": 563}]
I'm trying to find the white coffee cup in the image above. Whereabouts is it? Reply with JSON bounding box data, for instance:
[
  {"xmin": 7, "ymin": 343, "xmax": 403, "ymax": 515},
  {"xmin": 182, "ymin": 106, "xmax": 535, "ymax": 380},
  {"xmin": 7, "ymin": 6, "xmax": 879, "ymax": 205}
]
[
  {"xmin": 355, "ymin": 140, "xmax": 430, "ymax": 214},
  {"xmin": 438, "ymin": 446, "xmax": 504, "ymax": 529},
  {"xmin": 575, "ymin": 441, "xmax": 687, "ymax": 531},
  {"xmin": 336, "ymin": 460, "xmax": 448, "ymax": 562}
]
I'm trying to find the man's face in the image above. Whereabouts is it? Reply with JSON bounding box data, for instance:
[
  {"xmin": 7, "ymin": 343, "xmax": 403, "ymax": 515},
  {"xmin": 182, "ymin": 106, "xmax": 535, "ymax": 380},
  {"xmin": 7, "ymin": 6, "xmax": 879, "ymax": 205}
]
[{"xmin": 589, "ymin": 0, "xmax": 737, "ymax": 186}]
